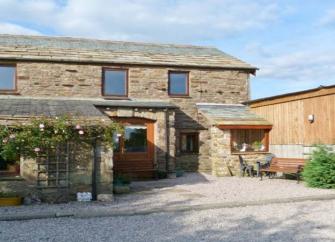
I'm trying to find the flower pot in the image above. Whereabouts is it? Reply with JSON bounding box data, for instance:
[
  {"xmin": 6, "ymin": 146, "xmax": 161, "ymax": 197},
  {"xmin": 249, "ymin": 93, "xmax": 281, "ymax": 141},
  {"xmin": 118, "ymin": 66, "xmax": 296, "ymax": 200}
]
[
  {"xmin": 0, "ymin": 197, "xmax": 22, "ymax": 206},
  {"xmin": 176, "ymin": 169, "xmax": 184, "ymax": 177}
]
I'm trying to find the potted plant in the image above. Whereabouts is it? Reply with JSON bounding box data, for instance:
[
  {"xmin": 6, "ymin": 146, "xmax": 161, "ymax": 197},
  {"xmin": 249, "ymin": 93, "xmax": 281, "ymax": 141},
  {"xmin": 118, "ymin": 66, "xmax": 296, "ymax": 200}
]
[
  {"xmin": 252, "ymin": 141, "xmax": 263, "ymax": 151},
  {"xmin": 176, "ymin": 168, "xmax": 184, "ymax": 177},
  {"xmin": 113, "ymin": 175, "xmax": 131, "ymax": 194},
  {"xmin": 0, "ymin": 191, "xmax": 23, "ymax": 206}
]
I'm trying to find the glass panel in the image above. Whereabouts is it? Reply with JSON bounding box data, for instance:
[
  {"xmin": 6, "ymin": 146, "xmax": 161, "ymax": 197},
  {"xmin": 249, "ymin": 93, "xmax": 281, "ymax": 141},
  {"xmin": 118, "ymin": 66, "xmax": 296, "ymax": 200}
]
[
  {"xmin": 187, "ymin": 135, "xmax": 194, "ymax": 151},
  {"xmin": 181, "ymin": 134, "xmax": 187, "ymax": 151},
  {"xmin": 124, "ymin": 125, "xmax": 147, "ymax": 153},
  {"xmin": 231, "ymin": 129, "xmax": 266, "ymax": 153},
  {"xmin": 104, "ymin": 70, "xmax": 126, "ymax": 96},
  {"xmin": 169, "ymin": 73, "xmax": 187, "ymax": 95},
  {"xmin": 0, "ymin": 66, "xmax": 15, "ymax": 90},
  {"xmin": 180, "ymin": 133, "xmax": 198, "ymax": 153}
]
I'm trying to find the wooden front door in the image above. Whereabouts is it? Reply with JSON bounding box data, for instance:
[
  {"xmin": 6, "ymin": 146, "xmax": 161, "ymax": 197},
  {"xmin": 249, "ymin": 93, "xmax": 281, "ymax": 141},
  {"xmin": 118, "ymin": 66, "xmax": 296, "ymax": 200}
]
[{"xmin": 113, "ymin": 118, "xmax": 155, "ymax": 179}]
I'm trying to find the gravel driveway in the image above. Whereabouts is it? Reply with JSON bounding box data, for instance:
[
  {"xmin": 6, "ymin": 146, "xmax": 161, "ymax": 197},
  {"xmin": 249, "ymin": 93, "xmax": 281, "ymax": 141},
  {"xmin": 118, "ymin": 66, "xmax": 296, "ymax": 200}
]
[
  {"xmin": 1, "ymin": 200, "xmax": 335, "ymax": 242},
  {"xmin": 1, "ymin": 172, "xmax": 335, "ymax": 217}
]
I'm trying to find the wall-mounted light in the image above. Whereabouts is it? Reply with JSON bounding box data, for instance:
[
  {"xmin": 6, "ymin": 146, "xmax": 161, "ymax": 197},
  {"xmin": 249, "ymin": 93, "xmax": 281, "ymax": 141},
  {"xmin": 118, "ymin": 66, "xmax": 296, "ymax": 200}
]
[{"xmin": 308, "ymin": 114, "xmax": 314, "ymax": 123}]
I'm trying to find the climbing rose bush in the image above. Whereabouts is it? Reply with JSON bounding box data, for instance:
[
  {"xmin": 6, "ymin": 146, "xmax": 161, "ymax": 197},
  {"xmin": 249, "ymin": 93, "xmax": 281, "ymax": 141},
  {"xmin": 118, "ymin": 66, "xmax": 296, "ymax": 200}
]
[{"xmin": 0, "ymin": 115, "xmax": 122, "ymax": 160}]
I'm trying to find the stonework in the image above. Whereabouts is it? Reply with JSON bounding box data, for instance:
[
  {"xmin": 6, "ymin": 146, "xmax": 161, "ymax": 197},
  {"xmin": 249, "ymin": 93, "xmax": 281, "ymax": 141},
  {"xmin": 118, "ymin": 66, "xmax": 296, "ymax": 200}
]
[
  {"xmin": 0, "ymin": 59, "xmax": 253, "ymax": 203},
  {"xmin": 0, "ymin": 129, "xmax": 114, "ymax": 202},
  {"xmin": 104, "ymin": 107, "xmax": 176, "ymax": 172},
  {"xmin": 209, "ymin": 126, "xmax": 269, "ymax": 176},
  {"xmin": 13, "ymin": 61, "xmax": 249, "ymax": 172},
  {"xmin": 0, "ymin": 35, "xmax": 262, "ymax": 204}
]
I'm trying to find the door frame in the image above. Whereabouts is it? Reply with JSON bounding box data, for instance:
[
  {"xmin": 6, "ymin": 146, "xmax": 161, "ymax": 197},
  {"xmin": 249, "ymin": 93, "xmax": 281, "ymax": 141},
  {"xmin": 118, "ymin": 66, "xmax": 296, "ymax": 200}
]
[{"xmin": 113, "ymin": 117, "xmax": 155, "ymax": 173}]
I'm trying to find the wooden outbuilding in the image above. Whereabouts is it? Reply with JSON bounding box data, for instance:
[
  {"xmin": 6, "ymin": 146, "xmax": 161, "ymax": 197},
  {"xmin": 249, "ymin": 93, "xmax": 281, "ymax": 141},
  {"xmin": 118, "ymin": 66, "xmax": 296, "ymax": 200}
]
[{"xmin": 245, "ymin": 85, "xmax": 335, "ymax": 158}]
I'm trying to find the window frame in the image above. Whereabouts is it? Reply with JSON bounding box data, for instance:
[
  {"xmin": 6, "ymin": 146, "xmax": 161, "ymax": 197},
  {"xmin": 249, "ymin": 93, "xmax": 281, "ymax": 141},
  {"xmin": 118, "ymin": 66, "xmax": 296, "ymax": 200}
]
[
  {"xmin": 102, "ymin": 67, "xmax": 129, "ymax": 98},
  {"xmin": 0, "ymin": 64, "xmax": 17, "ymax": 94},
  {"xmin": 168, "ymin": 71, "xmax": 190, "ymax": 97},
  {"xmin": 230, "ymin": 128, "xmax": 270, "ymax": 154},
  {"xmin": 180, "ymin": 132, "xmax": 199, "ymax": 154}
]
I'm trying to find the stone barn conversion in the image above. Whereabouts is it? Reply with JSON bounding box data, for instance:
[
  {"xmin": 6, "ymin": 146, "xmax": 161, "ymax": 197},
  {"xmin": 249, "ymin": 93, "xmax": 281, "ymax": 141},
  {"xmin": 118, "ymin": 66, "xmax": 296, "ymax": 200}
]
[
  {"xmin": 0, "ymin": 34, "xmax": 271, "ymax": 201},
  {"xmin": 246, "ymin": 85, "xmax": 335, "ymax": 159}
]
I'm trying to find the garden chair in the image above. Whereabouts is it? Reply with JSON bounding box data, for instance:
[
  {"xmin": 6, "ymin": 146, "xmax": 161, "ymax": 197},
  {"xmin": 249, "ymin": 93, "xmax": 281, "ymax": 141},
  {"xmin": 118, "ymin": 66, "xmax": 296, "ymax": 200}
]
[
  {"xmin": 238, "ymin": 155, "xmax": 254, "ymax": 177},
  {"xmin": 256, "ymin": 154, "xmax": 275, "ymax": 177}
]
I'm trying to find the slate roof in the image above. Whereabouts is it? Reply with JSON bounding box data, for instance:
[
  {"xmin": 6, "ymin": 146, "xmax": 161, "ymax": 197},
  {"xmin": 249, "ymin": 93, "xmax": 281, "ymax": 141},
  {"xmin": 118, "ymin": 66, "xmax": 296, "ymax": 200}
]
[
  {"xmin": 0, "ymin": 98, "xmax": 104, "ymax": 118},
  {"xmin": 197, "ymin": 103, "xmax": 271, "ymax": 126},
  {"xmin": 0, "ymin": 34, "xmax": 257, "ymax": 71},
  {"xmin": 0, "ymin": 97, "xmax": 176, "ymax": 119}
]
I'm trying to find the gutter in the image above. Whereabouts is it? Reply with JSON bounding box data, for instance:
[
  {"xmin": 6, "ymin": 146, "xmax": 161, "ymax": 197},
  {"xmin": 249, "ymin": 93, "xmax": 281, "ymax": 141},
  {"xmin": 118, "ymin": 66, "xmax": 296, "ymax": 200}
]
[{"xmin": 165, "ymin": 109, "xmax": 170, "ymax": 173}]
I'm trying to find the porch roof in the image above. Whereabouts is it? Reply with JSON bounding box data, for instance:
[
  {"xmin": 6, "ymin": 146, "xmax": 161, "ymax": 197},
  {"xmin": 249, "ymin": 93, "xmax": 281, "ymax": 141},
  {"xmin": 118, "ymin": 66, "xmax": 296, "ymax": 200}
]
[
  {"xmin": 0, "ymin": 97, "xmax": 176, "ymax": 123},
  {"xmin": 196, "ymin": 103, "xmax": 272, "ymax": 127}
]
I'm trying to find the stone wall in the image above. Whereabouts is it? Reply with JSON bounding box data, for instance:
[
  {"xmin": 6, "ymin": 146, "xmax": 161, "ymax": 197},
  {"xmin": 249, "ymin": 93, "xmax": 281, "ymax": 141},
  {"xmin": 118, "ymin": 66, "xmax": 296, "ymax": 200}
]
[
  {"xmin": 104, "ymin": 107, "xmax": 176, "ymax": 172},
  {"xmin": 10, "ymin": 62, "xmax": 250, "ymax": 173},
  {"xmin": 0, "ymin": 144, "xmax": 114, "ymax": 202},
  {"xmin": 209, "ymin": 126, "xmax": 269, "ymax": 176}
]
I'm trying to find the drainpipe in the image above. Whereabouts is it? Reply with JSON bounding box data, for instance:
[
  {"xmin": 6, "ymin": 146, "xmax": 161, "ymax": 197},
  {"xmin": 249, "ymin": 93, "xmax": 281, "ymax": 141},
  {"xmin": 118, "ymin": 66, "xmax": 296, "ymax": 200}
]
[
  {"xmin": 91, "ymin": 138, "xmax": 98, "ymax": 201},
  {"xmin": 165, "ymin": 109, "xmax": 170, "ymax": 173}
]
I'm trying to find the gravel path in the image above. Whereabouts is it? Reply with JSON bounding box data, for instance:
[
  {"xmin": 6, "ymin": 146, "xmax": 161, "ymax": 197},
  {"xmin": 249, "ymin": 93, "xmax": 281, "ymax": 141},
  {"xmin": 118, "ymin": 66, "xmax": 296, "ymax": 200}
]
[
  {"xmin": 1, "ymin": 173, "xmax": 335, "ymax": 217},
  {"xmin": 1, "ymin": 200, "xmax": 335, "ymax": 242}
]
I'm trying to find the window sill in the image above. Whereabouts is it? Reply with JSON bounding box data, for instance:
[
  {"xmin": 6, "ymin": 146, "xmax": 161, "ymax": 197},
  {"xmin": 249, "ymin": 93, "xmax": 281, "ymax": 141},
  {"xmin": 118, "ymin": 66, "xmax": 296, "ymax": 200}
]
[
  {"xmin": 169, "ymin": 95, "xmax": 191, "ymax": 98},
  {"xmin": 103, "ymin": 96, "xmax": 130, "ymax": 100},
  {"xmin": 231, "ymin": 151, "xmax": 270, "ymax": 155},
  {"xmin": 179, "ymin": 152, "xmax": 199, "ymax": 156},
  {"xmin": 0, "ymin": 91, "xmax": 20, "ymax": 95}
]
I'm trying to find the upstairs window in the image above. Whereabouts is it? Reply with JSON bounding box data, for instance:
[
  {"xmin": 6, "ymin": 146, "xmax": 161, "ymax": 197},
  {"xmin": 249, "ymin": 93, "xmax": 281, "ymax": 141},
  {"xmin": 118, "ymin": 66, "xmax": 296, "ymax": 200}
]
[
  {"xmin": 102, "ymin": 68, "xmax": 128, "ymax": 97},
  {"xmin": 168, "ymin": 71, "xmax": 189, "ymax": 96},
  {"xmin": 180, "ymin": 133, "xmax": 199, "ymax": 154},
  {"xmin": 0, "ymin": 65, "xmax": 16, "ymax": 92}
]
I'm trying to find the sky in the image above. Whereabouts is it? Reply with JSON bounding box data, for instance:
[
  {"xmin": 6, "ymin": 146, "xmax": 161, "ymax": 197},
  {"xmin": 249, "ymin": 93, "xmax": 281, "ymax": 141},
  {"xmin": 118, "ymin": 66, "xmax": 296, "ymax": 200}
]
[{"xmin": 0, "ymin": 0, "xmax": 334, "ymax": 99}]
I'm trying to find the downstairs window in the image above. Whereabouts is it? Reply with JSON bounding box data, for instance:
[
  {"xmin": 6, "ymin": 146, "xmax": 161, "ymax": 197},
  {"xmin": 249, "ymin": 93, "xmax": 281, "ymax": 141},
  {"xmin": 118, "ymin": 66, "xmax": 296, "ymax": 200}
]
[
  {"xmin": 231, "ymin": 129, "xmax": 269, "ymax": 153},
  {"xmin": 180, "ymin": 133, "xmax": 199, "ymax": 154}
]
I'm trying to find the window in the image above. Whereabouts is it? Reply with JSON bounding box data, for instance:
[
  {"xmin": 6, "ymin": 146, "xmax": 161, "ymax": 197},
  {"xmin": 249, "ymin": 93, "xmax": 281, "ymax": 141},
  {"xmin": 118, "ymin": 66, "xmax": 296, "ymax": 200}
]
[
  {"xmin": 0, "ymin": 65, "xmax": 16, "ymax": 92},
  {"xmin": 168, "ymin": 71, "xmax": 189, "ymax": 96},
  {"xmin": 180, "ymin": 133, "xmax": 199, "ymax": 154},
  {"xmin": 231, "ymin": 129, "xmax": 269, "ymax": 153},
  {"xmin": 102, "ymin": 68, "xmax": 128, "ymax": 97}
]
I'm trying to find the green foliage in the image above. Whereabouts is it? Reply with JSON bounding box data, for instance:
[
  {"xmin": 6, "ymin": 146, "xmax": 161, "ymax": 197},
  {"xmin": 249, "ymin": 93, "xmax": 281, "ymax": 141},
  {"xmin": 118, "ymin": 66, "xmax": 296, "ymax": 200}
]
[
  {"xmin": 156, "ymin": 170, "xmax": 167, "ymax": 179},
  {"xmin": 302, "ymin": 145, "xmax": 335, "ymax": 189},
  {"xmin": 252, "ymin": 141, "xmax": 263, "ymax": 150},
  {"xmin": 0, "ymin": 115, "xmax": 123, "ymax": 160}
]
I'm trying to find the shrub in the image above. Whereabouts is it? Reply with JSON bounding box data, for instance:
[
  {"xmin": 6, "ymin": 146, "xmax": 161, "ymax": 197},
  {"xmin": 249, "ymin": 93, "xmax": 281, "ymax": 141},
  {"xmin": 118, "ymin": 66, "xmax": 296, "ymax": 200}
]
[{"xmin": 302, "ymin": 146, "xmax": 335, "ymax": 189}]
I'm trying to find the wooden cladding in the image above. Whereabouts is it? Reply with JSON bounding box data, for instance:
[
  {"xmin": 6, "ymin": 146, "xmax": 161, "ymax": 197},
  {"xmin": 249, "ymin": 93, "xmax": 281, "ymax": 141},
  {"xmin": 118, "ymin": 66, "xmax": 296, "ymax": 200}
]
[
  {"xmin": 218, "ymin": 125, "xmax": 272, "ymax": 130},
  {"xmin": 250, "ymin": 91, "xmax": 335, "ymax": 145}
]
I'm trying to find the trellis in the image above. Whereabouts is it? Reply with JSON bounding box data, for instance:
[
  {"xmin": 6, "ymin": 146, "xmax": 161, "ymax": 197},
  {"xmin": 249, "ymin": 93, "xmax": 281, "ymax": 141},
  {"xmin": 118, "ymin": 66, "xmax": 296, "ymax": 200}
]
[{"xmin": 36, "ymin": 143, "xmax": 71, "ymax": 190}]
